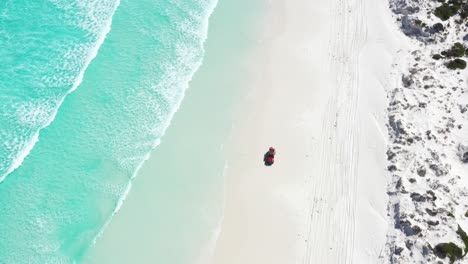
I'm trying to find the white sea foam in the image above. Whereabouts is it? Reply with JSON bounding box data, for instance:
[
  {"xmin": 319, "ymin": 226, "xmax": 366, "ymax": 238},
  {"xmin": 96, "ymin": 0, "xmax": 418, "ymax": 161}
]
[
  {"xmin": 0, "ymin": 0, "xmax": 121, "ymax": 183},
  {"xmin": 87, "ymin": 0, "xmax": 220, "ymax": 250},
  {"xmin": 0, "ymin": 133, "xmax": 38, "ymax": 182}
]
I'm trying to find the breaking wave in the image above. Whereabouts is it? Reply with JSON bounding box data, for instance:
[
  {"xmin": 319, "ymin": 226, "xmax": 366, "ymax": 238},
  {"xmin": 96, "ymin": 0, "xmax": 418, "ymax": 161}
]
[{"xmin": 0, "ymin": 0, "xmax": 218, "ymax": 262}]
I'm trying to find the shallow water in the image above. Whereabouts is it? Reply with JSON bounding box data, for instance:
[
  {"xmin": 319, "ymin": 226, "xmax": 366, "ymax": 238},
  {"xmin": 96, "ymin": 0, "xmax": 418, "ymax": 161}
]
[
  {"xmin": 0, "ymin": 0, "xmax": 216, "ymax": 262},
  {"xmin": 0, "ymin": 0, "xmax": 119, "ymax": 182},
  {"xmin": 84, "ymin": 0, "xmax": 265, "ymax": 262}
]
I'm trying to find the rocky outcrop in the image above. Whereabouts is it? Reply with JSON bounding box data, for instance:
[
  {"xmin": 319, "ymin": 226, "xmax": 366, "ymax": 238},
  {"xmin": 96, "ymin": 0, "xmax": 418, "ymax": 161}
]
[{"xmin": 385, "ymin": 0, "xmax": 468, "ymax": 263}]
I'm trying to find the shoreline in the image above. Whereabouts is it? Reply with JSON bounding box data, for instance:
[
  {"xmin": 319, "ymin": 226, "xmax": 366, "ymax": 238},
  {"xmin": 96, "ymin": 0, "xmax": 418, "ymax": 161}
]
[
  {"xmin": 83, "ymin": 0, "xmax": 219, "ymax": 252},
  {"xmin": 83, "ymin": 0, "xmax": 264, "ymax": 263}
]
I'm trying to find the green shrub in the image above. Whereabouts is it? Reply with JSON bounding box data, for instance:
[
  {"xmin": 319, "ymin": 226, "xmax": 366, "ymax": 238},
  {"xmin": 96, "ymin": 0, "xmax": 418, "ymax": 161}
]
[
  {"xmin": 433, "ymin": 224, "xmax": 468, "ymax": 263},
  {"xmin": 457, "ymin": 225, "xmax": 468, "ymax": 255},
  {"xmin": 433, "ymin": 54, "xmax": 443, "ymax": 60},
  {"xmin": 447, "ymin": 58, "xmax": 467, "ymax": 69},
  {"xmin": 434, "ymin": 3, "xmax": 458, "ymax": 21},
  {"xmin": 435, "ymin": 2, "xmax": 462, "ymax": 20},
  {"xmin": 442, "ymin": 42, "xmax": 466, "ymax": 57},
  {"xmin": 449, "ymin": 0, "xmax": 463, "ymax": 7},
  {"xmin": 434, "ymin": 243, "xmax": 463, "ymax": 263},
  {"xmin": 453, "ymin": 43, "xmax": 465, "ymax": 56}
]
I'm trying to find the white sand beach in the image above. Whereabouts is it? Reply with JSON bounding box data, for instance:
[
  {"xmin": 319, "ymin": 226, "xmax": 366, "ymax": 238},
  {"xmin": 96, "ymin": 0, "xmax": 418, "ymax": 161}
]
[
  {"xmin": 211, "ymin": 0, "xmax": 406, "ymax": 263},
  {"xmin": 85, "ymin": 0, "xmax": 408, "ymax": 263}
]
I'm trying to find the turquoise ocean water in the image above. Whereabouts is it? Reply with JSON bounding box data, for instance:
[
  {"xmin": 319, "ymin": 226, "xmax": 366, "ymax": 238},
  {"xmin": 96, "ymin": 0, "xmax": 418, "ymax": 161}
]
[{"xmin": 0, "ymin": 0, "xmax": 217, "ymax": 262}]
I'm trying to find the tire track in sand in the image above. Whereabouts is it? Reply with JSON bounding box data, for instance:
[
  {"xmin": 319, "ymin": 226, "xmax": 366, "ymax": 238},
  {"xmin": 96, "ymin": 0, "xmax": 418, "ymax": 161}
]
[{"xmin": 302, "ymin": 0, "xmax": 367, "ymax": 263}]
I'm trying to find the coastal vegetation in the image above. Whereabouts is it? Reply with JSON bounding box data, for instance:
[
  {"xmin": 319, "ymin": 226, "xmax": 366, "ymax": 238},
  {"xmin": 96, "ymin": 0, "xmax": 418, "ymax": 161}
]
[
  {"xmin": 432, "ymin": 54, "xmax": 443, "ymax": 60},
  {"xmin": 447, "ymin": 58, "xmax": 467, "ymax": 69},
  {"xmin": 388, "ymin": 0, "xmax": 468, "ymax": 262},
  {"xmin": 433, "ymin": 243, "xmax": 463, "ymax": 263},
  {"xmin": 432, "ymin": 43, "xmax": 467, "ymax": 69},
  {"xmin": 442, "ymin": 42, "xmax": 466, "ymax": 58},
  {"xmin": 443, "ymin": 43, "xmax": 467, "ymax": 70},
  {"xmin": 432, "ymin": 225, "xmax": 468, "ymax": 263},
  {"xmin": 458, "ymin": 225, "xmax": 468, "ymax": 255},
  {"xmin": 434, "ymin": 0, "xmax": 465, "ymax": 21}
]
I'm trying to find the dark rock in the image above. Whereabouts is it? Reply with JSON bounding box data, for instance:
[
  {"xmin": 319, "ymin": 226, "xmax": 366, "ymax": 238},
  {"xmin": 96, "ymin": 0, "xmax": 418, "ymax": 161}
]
[
  {"xmin": 411, "ymin": 192, "xmax": 427, "ymax": 202},
  {"xmin": 426, "ymin": 190, "xmax": 437, "ymax": 201},
  {"xmin": 428, "ymin": 220, "xmax": 440, "ymax": 226},
  {"xmin": 395, "ymin": 246, "xmax": 404, "ymax": 255},
  {"xmin": 443, "ymin": 185, "xmax": 450, "ymax": 193},
  {"xmin": 432, "ymin": 23, "xmax": 444, "ymax": 33},
  {"xmin": 389, "ymin": 116, "xmax": 406, "ymax": 137},
  {"xmin": 402, "ymin": 74, "xmax": 414, "ymax": 87},
  {"xmin": 392, "ymin": 2, "xmax": 420, "ymax": 15},
  {"xmin": 388, "ymin": 165, "xmax": 397, "ymax": 172},
  {"xmin": 394, "ymin": 203, "xmax": 401, "ymax": 229},
  {"xmin": 400, "ymin": 220, "xmax": 422, "ymax": 236},
  {"xmin": 405, "ymin": 240, "xmax": 414, "ymax": 250},
  {"xmin": 458, "ymin": 144, "xmax": 468, "ymax": 163},
  {"xmin": 426, "ymin": 208, "xmax": 438, "ymax": 216},
  {"xmin": 417, "ymin": 168, "xmax": 426, "ymax": 177},
  {"xmin": 387, "ymin": 150, "xmax": 396, "ymax": 161},
  {"xmin": 409, "ymin": 178, "xmax": 416, "ymax": 183},
  {"xmin": 425, "ymin": 130, "xmax": 432, "ymax": 139},
  {"xmin": 460, "ymin": 106, "xmax": 467, "ymax": 114},
  {"xmin": 462, "ymin": 152, "xmax": 468, "ymax": 163},
  {"xmin": 422, "ymin": 245, "xmax": 430, "ymax": 256},
  {"xmin": 401, "ymin": 15, "xmax": 429, "ymax": 38},
  {"xmin": 429, "ymin": 164, "xmax": 447, "ymax": 176},
  {"xmin": 396, "ymin": 177, "xmax": 402, "ymax": 190}
]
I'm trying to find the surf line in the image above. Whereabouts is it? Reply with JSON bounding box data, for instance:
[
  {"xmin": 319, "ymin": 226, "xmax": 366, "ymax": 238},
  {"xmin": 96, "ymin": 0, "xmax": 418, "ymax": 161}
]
[{"xmin": 0, "ymin": 0, "xmax": 122, "ymax": 183}]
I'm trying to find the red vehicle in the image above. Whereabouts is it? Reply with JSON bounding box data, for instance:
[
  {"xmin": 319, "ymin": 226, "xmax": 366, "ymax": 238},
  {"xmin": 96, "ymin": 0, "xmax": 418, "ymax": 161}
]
[
  {"xmin": 267, "ymin": 155, "xmax": 274, "ymax": 164},
  {"xmin": 264, "ymin": 147, "xmax": 276, "ymax": 166}
]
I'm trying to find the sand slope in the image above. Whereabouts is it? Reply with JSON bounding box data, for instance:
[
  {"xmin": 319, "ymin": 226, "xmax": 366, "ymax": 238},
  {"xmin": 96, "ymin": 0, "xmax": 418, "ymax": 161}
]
[{"xmin": 211, "ymin": 0, "xmax": 406, "ymax": 263}]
